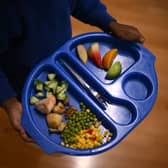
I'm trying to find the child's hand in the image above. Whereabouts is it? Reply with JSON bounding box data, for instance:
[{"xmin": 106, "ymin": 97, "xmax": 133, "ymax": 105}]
[
  {"xmin": 2, "ymin": 97, "xmax": 33, "ymax": 142},
  {"xmin": 109, "ymin": 22, "xmax": 145, "ymax": 43}
]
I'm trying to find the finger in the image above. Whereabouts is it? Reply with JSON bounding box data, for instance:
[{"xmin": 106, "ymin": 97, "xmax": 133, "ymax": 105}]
[
  {"xmin": 13, "ymin": 121, "xmax": 34, "ymax": 142},
  {"xmin": 127, "ymin": 32, "xmax": 145, "ymax": 43},
  {"xmin": 139, "ymin": 35, "xmax": 145, "ymax": 43},
  {"xmin": 134, "ymin": 29, "xmax": 145, "ymax": 43},
  {"xmin": 19, "ymin": 130, "xmax": 34, "ymax": 143},
  {"xmin": 12, "ymin": 120, "xmax": 23, "ymax": 132},
  {"xmin": 118, "ymin": 29, "xmax": 139, "ymax": 42},
  {"xmin": 134, "ymin": 34, "xmax": 145, "ymax": 43},
  {"xmin": 19, "ymin": 126, "xmax": 34, "ymax": 142}
]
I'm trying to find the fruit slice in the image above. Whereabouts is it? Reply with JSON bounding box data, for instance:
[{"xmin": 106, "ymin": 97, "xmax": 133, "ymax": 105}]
[
  {"xmin": 106, "ymin": 61, "xmax": 122, "ymax": 79},
  {"xmin": 88, "ymin": 42, "xmax": 103, "ymax": 68},
  {"xmin": 76, "ymin": 45, "xmax": 88, "ymax": 64},
  {"xmin": 102, "ymin": 49, "xmax": 118, "ymax": 70}
]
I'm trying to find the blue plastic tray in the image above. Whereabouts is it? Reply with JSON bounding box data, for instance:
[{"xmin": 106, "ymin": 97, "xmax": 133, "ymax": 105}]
[{"xmin": 21, "ymin": 32, "xmax": 158, "ymax": 156}]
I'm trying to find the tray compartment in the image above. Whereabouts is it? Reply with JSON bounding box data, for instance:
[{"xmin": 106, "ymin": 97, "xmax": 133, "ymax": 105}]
[
  {"xmin": 69, "ymin": 36, "xmax": 140, "ymax": 84},
  {"xmin": 103, "ymin": 99, "xmax": 137, "ymax": 125},
  {"xmin": 55, "ymin": 55, "xmax": 137, "ymax": 126},
  {"xmin": 26, "ymin": 65, "xmax": 118, "ymax": 149},
  {"xmin": 122, "ymin": 72, "xmax": 153, "ymax": 100}
]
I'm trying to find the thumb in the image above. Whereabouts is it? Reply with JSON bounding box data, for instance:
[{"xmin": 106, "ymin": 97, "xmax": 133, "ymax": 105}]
[{"xmin": 12, "ymin": 120, "xmax": 34, "ymax": 142}]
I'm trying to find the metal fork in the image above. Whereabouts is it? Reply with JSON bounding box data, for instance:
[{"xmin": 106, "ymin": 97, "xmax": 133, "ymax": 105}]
[
  {"xmin": 61, "ymin": 61, "xmax": 133, "ymax": 125},
  {"xmin": 60, "ymin": 61, "xmax": 108, "ymax": 110}
]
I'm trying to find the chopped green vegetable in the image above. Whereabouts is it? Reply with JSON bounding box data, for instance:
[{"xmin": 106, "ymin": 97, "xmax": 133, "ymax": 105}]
[
  {"xmin": 34, "ymin": 79, "xmax": 43, "ymax": 85},
  {"xmin": 36, "ymin": 84, "xmax": 43, "ymax": 91},
  {"xmin": 60, "ymin": 81, "xmax": 68, "ymax": 89},
  {"xmin": 35, "ymin": 92, "xmax": 44, "ymax": 98},
  {"xmin": 46, "ymin": 91, "xmax": 53, "ymax": 97},
  {"xmin": 56, "ymin": 86, "xmax": 62, "ymax": 94},
  {"xmin": 34, "ymin": 79, "xmax": 43, "ymax": 91},
  {"xmin": 48, "ymin": 80, "xmax": 58, "ymax": 93},
  {"xmin": 45, "ymin": 80, "xmax": 58, "ymax": 94},
  {"xmin": 44, "ymin": 81, "xmax": 51, "ymax": 86},
  {"xmin": 30, "ymin": 96, "xmax": 39, "ymax": 104},
  {"xmin": 56, "ymin": 81, "xmax": 68, "ymax": 95},
  {"xmin": 48, "ymin": 73, "xmax": 56, "ymax": 81},
  {"xmin": 57, "ymin": 92, "xmax": 67, "ymax": 100},
  {"xmin": 44, "ymin": 85, "xmax": 50, "ymax": 92}
]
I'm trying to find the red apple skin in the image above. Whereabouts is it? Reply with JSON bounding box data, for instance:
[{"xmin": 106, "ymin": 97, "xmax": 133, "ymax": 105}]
[
  {"xmin": 91, "ymin": 51, "xmax": 103, "ymax": 68},
  {"xmin": 88, "ymin": 43, "xmax": 103, "ymax": 68}
]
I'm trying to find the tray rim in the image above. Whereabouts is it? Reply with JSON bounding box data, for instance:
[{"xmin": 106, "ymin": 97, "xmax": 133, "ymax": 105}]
[{"xmin": 21, "ymin": 32, "xmax": 158, "ymax": 155}]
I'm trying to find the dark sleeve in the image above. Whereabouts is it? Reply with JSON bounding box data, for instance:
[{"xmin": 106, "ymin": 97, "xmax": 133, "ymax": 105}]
[
  {"xmin": 69, "ymin": 0, "xmax": 116, "ymax": 32},
  {"xmin": 0, "ymin": 1, "xmax": 22, "ymax": 104}
]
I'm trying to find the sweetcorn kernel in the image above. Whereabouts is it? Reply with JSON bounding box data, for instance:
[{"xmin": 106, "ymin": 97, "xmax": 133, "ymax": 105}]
[
  {"xmin": 61, "ymin": 142, "xmax": 65, "ymax": 146},
  {"xmin": 86, "ymin": 109, "xmax": 91, "ymax": 113},
  {"xmin": 65, "ymin": 144, "xmax": 69, "ymax": 147},
  {"xmin": 103, "ymin": 130, "xmax": 109, "ymax": 136}
]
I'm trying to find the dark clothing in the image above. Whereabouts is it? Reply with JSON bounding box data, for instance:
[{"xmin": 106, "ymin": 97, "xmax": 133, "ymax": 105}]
[{"xmin": 0, "ymin": 0, "xmax": 116, "ymax": 104}]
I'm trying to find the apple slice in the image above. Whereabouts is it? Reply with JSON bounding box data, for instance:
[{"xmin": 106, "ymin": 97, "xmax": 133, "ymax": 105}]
[
  {"xmin": 106, "ymin": 61, "xmax": 122, "ymax": 79},
  {"xmin": 88, "ymin": 42, "xmax": 103, "ymax": 68},
  {"xmin": 76, "ymin": 44, "xmax": 88, "ymax": 64}
]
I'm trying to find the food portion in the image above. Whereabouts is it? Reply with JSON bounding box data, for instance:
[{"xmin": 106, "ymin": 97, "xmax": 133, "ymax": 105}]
[
  {"xmin": 35, "ymin": 95, "xmax": 56, "ymax": 114},
  {"xmin": 73, "ymin": 126, "xmax": 112, "ymax": 149},
  {"xmin": 53, "ymin": 102, "xmax": 66, "ymax": 114},
  {"xmin": 87, "ymin": 42, "xmax": 103, "ymax": 68},
  {"xmin": 47, "ymin": 113, "xmax": 62, "ymax": 129},
  {"xmin": 46, "ymin": 113, "xmax": 66, "ymax": 133},
  {"xmin": 29, "ymin": 73, "xmax": 113, "ymax": 149},
  {"xmin": 102, "ymin": 49, "xmax": 118, "ymax": 70},
  {"xmin": 76, "ymin": 45, "xmax": 88, "ymax": 64},
  {"xmin": 60, "ymin": 103, "xmax": 112, "ymax": 149},
  {"xmin": 76, "ymin": 43, "xmax": 122, "ymax": 80},
  {"xmin": 29, "ymin": 73, "xmax": 68, "ymax": 132},
  {"xmin": 106, "ymin": 61, "xmax": 122, "ymax": 80}
]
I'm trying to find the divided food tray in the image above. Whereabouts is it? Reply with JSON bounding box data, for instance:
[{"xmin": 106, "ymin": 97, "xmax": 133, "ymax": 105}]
[{"xmin": 21, "ymin": 32, "xmax": 158, "ymax": 155}]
